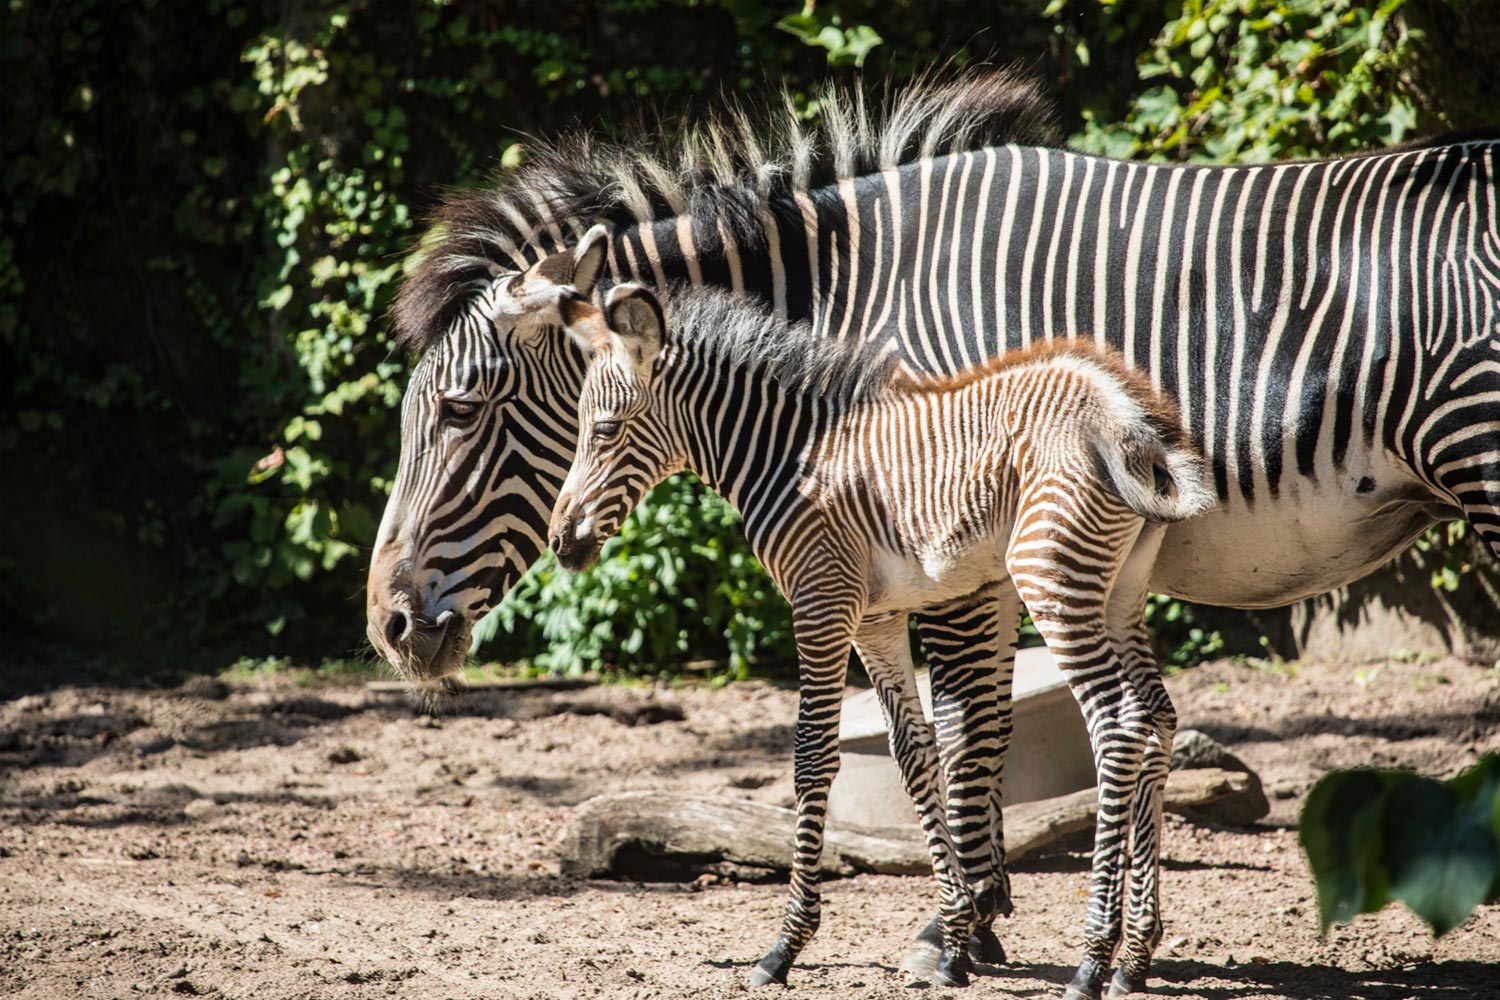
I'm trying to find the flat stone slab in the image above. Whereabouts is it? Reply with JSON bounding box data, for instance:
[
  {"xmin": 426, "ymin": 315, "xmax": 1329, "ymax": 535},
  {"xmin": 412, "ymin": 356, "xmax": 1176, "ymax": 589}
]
[{"xmin": 829, "ymin": 646, "xmax": 1095, "ymax": 828}]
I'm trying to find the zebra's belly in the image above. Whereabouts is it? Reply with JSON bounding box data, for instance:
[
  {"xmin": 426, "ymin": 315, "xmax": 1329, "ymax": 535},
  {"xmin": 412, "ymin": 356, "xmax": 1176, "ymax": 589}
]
[
  {"xmin": 1149, "ymin": 462, "xmax": 1449, "ymax": 609},
  {"xmin": 864, "ymin": 541, "xmax": 1009, "ymax": 616}
]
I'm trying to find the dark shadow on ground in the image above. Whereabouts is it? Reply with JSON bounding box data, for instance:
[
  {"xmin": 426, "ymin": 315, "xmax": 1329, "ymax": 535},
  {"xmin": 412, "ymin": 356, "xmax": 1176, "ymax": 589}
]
[
  {"xmin": 1149, "ymin": 958, "xmax": 1500, "ymax": 999},
  {"xmin": 1186, "ymin": 706, "xmax": 1500, "ymax": 747}
]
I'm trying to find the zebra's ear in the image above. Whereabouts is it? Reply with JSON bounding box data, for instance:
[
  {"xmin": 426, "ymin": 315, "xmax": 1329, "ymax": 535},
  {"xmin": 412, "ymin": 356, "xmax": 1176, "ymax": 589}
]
[
  {"xmin": 604, "ymin": 284, "xmax": 665, "ymax": 370},
  {"xmin": 572, "ymin": 225, "xmax": 610, "ymax": 297},
  {"xmin": 557, "ymin": 289, "xmax": 609, "ymax": 358}
]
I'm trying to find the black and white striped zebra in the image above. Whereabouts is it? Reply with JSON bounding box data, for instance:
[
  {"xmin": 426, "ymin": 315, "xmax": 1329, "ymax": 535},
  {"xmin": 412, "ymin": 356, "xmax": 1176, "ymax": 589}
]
[
  {"xmin": 545, "ymin": 279, "xmax": 1215, "ymax": 994},
  {"xmin": 365, "ymin": 70, "xmax": 1500, "ymax": 978}
]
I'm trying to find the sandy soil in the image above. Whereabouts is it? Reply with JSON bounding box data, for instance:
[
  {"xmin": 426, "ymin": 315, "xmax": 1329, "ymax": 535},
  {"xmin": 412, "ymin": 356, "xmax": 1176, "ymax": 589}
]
[{"xmin": 2, "ymin": 654, "xmax": 1497, "ymax": 1000}]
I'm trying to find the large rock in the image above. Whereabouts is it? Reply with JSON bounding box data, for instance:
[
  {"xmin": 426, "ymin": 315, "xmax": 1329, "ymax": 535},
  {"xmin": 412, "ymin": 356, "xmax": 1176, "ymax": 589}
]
[
  {"xmin": 827, "ymin": 647, "xmax": 1095, "ymax": 831},
  {"xmin": 1170, "ymin": 729, "xmax": 1269, "ymax": 826}
]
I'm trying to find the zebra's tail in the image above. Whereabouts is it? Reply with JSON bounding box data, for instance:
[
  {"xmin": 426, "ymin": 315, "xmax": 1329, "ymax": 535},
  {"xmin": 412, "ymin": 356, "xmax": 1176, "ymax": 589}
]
[{"xmin": 1094, "ymin": 426, "xmax": 1217, "ymax": 525}]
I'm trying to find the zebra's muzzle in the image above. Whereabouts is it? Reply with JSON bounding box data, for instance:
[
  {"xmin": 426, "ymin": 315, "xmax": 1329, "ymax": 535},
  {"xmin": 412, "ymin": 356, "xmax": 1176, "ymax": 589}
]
[
  {"xmin": 366, "ymin": 601, "xmax": 468, "ymax": 681},
  {"xmin": 549, "ymin": 519, "xmax": 602, "ymax": 572}
]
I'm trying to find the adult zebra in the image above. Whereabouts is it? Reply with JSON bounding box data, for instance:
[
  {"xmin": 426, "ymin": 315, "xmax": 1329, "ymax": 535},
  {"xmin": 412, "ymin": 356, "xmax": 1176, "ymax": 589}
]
[{"xmin": 366, "ymin": 69, "xmax": 1500, "ymax": 988}]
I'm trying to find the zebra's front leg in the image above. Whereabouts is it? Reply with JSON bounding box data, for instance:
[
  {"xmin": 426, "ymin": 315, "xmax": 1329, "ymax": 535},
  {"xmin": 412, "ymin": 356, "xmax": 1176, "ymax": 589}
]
[
  {"xmin": 749, "ymin": 606, "xmax": 857, "ymax": 988},
  {"xmin": 856, "ymin": 613, "xmax": 978, "ymax": 987},
  {"xmin": 908, "ymin": 586, "xmax": 1024, "ymax": 974}
]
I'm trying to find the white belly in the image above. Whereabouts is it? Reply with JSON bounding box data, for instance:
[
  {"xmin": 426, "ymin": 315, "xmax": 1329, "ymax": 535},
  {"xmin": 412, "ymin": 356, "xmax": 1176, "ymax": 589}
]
[
  {"xmin": 1151, "ymin": 454, "xmax": 1451, "ymax": 608},
  {"xmin": 865, "ymin": 540, "xmax": 1009, "ymax": 615}
]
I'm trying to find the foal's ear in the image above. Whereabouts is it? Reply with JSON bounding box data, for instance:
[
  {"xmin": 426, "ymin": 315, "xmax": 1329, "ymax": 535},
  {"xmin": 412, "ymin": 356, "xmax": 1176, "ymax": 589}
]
[
  {"xmin": 604, "ymin": 284, "xmax": 665, "ymax": 370},
  {"xmin": 571, "ymin": 225, "xmax": 610, "ymax": 297},
  {"xmin": 557, "ymin": 288, "xmax": 609, "ymax": 358}
]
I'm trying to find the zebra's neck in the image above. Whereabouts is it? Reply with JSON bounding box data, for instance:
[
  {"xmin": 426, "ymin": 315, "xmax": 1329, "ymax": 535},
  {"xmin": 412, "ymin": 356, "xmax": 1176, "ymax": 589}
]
[{"xmin": 652, "ymin": 346, "xmax": 831, "ymax": 538}]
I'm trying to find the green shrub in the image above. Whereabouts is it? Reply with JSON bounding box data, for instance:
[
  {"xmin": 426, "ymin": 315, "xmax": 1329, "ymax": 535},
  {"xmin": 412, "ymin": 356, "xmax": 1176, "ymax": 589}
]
[
  {"xmin": 472, "ymin": 474, "xmax": 795, "ymax": 680},
  {"xmin": 1300, "ymin": 754, "xmax": 1500, "ymax": 936},
  {"xmin": 1, "ymin": 0, "xmax": 1481, "ymax": 674}
]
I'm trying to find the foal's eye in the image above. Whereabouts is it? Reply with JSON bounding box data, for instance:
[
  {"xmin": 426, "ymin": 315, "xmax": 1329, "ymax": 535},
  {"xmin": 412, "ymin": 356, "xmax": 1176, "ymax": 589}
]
[
  {"xmin": 439, "ymin": 397, "xmax": 481, "ymax": 424},
  {"xmin": 591, "ymin": 420, "xmax": 621, "ymax": 441}
]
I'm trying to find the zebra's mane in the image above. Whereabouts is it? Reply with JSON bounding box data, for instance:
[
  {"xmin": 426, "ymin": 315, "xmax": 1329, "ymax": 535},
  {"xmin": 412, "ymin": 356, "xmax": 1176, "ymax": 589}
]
[
  {"xmin": 394, "ymin": 68, "xmax": 1059, "ymax": 354},
  {"xmin": 658, "ymin": 287, "xmax": 896, "ymax": 406}
]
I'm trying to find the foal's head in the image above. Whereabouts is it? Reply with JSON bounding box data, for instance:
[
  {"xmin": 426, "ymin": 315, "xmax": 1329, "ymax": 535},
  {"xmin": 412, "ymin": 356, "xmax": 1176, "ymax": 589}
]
[{"xmin": 548, "ymin": 283, "xmax": 679, "ymax": 571}]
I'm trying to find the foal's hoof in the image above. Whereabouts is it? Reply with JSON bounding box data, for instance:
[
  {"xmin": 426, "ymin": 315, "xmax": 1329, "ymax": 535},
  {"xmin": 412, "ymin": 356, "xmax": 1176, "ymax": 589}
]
[
  {"xmin": 1061, "ymin": 960, "xmax": 1108, "ymax": 1000},
  {"xmin": 1106, "ymin": 967, "xmax": 1147, "ymax": 997},
  {"xmin": 967, "ymin": 924, "xmax": 1007, "ymax": 966},
  {"xmin": 933, "ymin": 947, "xmax": 972, "ymax": 988},
  {"xmin": 899, "ymin": 940, "xmax": 943, "ymax": 983},
  {"xmin": 748, "ymin": 948, "xmax": 792, "ymax": 988}
]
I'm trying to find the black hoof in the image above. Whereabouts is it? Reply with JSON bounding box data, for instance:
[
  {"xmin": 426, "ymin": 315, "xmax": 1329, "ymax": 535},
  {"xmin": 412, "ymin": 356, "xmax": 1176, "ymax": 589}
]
[
  {"xmin": 967, "ymin": 923, "xmax": 1007, "ymax": 966},
  {"xmin": 1107, "ymin": 966, "xmax": 1147, "ymax": 997},
  {"xmin": 934, "ymin": 947, "xmax": 972, "ymax": 988},
  {"xmin": 749, "ymin": 946, "xmax": 793, "ymax": 988},
  {"xmin": 1062, "ymin": 959, "xmax": 1108, "ymax": 1000}
]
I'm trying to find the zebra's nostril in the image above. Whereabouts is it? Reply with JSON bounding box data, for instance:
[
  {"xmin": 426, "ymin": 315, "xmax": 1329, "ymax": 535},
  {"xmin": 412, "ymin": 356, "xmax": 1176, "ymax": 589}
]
[
  {"xmin": 549, "ymin": 535, "xmax": 563, "ymax": 554},
  {"xmin": 385, "ymin": 609, "xmax": 411, "ymax": 648}
]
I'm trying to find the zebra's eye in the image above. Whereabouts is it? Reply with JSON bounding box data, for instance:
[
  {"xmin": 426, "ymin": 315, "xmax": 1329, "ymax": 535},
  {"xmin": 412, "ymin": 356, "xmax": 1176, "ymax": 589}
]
[
  {"xmin": 591, "ymin": 420, "xmax": 621, "ymax": 441},
  {"xmin": 439, "ymin": 397, "xmax": 481, "ymax": 424}
]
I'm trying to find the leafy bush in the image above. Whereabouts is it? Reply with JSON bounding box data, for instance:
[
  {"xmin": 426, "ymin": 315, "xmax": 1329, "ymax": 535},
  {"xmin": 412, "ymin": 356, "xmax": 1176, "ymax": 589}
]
[
  {"xmin": 1055, "ymin": 0, "xmax": 1428, "ymax": 162},
  {"xmin": 1300, "ymin": 754, "xmax": 1500, "ymax": 936},
  {"xmin": 2, "ymin": 0, "xmax": 1484, "ymax": 674},
  {"xmin": 472, "ymin": 474, "xmax": 795, "ymax": 679}
]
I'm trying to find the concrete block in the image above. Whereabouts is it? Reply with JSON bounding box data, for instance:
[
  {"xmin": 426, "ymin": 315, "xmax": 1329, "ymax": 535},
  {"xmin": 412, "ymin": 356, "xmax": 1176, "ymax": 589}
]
[{"xmin": 827, "ymin": 646, "xmax": 1095, "ymax": 831}]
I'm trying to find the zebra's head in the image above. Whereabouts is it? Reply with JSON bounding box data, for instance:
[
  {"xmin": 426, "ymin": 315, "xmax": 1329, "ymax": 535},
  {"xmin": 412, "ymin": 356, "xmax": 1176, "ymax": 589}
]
[
  {"xmin": 548, "ymin": 283, "xmax": 674, "ymax": 572},
  {"xmin": 365, "ymin": 227, "xmax": 611, "ymax": 680}
]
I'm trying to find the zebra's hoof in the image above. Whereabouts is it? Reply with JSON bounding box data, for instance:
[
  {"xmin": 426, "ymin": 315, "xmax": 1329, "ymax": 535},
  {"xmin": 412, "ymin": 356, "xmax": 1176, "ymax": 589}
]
[
  {"xmin": 933, "ymin": 947, "xmax": 972, "ymax": 988},
  {"xmin": 1061, "ymin": 960, "xmax": 1107, "ymax": 1000},
  {"xmin": 967, "ymin": 924, "xmax": 1007, "ymax": 966},
  {"xmin": 899, "ymin": 940, "xmax": 943, "ymax": 983},
  {"xmin": 747, "ymin": 963, "xmax": 786, "ymax": 988},
  {"xmin": 1106, "ymin": 967, "xmax": 1146, "ymax": 997},
  {"xmin": 748, "ymin": 948, "xmax": 792, "ymax": 988}
]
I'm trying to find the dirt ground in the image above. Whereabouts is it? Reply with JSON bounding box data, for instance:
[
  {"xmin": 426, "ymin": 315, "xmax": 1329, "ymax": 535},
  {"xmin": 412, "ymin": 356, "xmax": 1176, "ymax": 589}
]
[{"xmin": 2, "ymin": 653, "xmax": 1497, "ymax": 1000}]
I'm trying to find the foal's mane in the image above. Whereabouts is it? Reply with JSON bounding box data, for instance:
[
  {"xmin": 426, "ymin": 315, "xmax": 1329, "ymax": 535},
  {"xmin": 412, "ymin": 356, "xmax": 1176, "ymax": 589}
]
[
  {"xmin": 394, "ymin": 68, "xmax": 1060, "ymax": 355},
  {"xmin": 659, "ymin": 286, "xmax": 896, "ymax": 406}
]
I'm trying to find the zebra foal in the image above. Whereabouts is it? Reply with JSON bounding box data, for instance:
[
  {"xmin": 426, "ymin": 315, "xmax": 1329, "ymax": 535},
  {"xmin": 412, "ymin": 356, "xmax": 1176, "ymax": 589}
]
[{"xmin": 545, "ymin": 281, "xmax": 1216, "ymax": 997}]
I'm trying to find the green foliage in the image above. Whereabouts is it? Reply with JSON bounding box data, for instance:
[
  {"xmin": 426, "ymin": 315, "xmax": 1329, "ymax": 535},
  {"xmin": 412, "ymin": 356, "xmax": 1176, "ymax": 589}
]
[
  {"xmin": 471, "ymin": 475, "xmax": 796, "ymax": 680},
  {"xmin": 1299, "ymin": 754, "xmax": 1500, "ymax": 936},
  {"xmin": 2, "ymin": 0, "xmax": 1483, "ymax": 674},
  {"xmin": 0, "ymin": 0, "xmax": 865, "ymax": 657},
  {"xmin": 1057, "ymin": 0, "xmax": 1428, "ymax": 162},
  {"xmin": 1145, "ymin": 593, "xmax": 1225, "ymax": 671},
  {"xmin": 778, "ymin": 3, "xmax": 884, "ymax": 68}
]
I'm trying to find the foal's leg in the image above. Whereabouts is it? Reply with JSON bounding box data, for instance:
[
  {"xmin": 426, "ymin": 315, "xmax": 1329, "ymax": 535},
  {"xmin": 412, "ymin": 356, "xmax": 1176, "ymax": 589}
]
[
  {"xmin": 907, "ymin": 586, "xmax": 1024, "ymax": 972},
  {"xmin": 749, "ymin": 595, "xmax": 859, "ymax": 987},
  {"xmin": 1105, "ymin": 526, "xmax": 1176, "ymax": 998},
  {"xmin": 855, "ymin": 613, "xmax": 978, "ymax": 987},
  {"xmin": 1008, "ymin": 503, "xmax": 1151, "ymax": 1000}
]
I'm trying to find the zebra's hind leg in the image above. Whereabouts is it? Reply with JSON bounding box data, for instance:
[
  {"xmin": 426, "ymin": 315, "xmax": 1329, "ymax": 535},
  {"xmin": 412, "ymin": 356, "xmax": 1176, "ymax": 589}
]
[
  {"xmin": 857, "ymin": 613, "xmax": 979, "ymax": 987},
  {"xmin": 1008, "ymin": 510, "xmax": 1150, "ymax": 1000},
  {"xmin": 1105, "ymin": 524, "xmax": 1174, "ymax": 999},
  {"xmin": 748, "ymin": 597, "xmax": 858, "ymax": 988},
  {"xmin": 908, "ymin": 586, "xmax": 1024, "ymax": 974}
]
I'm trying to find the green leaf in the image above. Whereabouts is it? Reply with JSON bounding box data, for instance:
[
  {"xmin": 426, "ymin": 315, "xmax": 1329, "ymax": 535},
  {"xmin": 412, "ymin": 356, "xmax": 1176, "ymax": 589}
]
[
  {"xmin": 1299, "ymin": 768, "xmax": 1395, "ymax": 931},
  {"xmin": 1380, "ymin": 774, "xmax": 1498, "ymax": 935}
]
